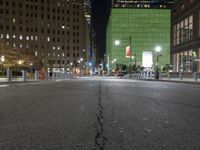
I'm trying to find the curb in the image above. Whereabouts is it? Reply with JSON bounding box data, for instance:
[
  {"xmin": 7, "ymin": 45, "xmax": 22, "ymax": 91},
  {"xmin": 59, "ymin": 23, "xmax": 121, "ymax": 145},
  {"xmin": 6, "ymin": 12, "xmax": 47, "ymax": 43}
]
[{"xmin": 142, "ymin": 79, "xmax": 200, "ymax": 85}]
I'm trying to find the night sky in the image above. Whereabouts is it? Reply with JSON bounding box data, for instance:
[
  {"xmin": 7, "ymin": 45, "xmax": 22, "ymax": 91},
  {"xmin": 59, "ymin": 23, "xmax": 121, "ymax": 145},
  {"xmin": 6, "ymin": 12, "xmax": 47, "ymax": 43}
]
[{"xmin": 92, "ymin": 0, "xmax": 111, "ymax": 61}]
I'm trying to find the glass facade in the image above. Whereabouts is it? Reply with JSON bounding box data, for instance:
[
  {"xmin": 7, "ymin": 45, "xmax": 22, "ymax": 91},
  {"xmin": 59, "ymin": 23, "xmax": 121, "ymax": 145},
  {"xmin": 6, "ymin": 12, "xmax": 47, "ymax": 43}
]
[
  {"xmin": 173, "ymin": 49, "xmax": 200, "ymax": 72},
  {"xmin": 172, "ymin": 50, "xmax": 193, "ymax": 72},
  {"xmin": 173, "ymin": 15, "xmax": 193, "ymax": 46},
  {"xmin": 106, "ymin": 8, "xmax": 171, "ymax": 70}
]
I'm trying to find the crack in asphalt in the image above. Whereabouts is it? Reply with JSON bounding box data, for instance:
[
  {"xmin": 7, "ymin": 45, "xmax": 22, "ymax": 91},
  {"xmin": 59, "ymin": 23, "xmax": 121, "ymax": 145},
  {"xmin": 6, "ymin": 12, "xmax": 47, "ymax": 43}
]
[{"xmin": 93, "ymin": 82, "xmax": 107, "ymax": 150}]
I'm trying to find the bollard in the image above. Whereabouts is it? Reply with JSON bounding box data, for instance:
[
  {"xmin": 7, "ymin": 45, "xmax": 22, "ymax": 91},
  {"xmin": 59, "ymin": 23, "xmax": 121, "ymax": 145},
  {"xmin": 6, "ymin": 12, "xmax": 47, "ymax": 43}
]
[
  {"xmin": 194, "ymin": 72, "xmax": 198, "ymax": 81},
  {"xmin": 167, "ymin": 72, "xmax": 170, "ymax": 80},
  {"xmin": 179, "ymin": 71, "xmax": 183, "ymax": 80},
  {"xmin": 45, "ymin": 72, "xmax": 48, "ymax": 80},
  {"xmin": 150, "ymin": 71, "xmax": 153, "ymax": 79},
  {"xmin": 35, "ymin": 70, "xmax": 39, "ymax": 81},
  {"xmin": 22, "ymin": 70, "xmax": 27, "ymax": 81},
  {"xmin": 52, "ymin": 72, "xmax": 56, "ymax": 80},
  {"xmin": 7, "ymin": 68, "xmax": 12, "ymax": 82},
  {"xmin": 159, "ymin": 72, "xmax": 162, "ymax": 80}
]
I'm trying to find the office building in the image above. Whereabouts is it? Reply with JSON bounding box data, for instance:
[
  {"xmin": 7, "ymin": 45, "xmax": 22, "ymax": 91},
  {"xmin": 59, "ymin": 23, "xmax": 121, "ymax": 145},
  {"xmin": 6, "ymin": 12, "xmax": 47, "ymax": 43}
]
[
  {"xmin": 171, "ymin": 0, "xmax": 200, "ymax": 73},
  {"xmin": 0, "ymin": 0, "xmax": 89, "ymax": 72},
  {"xmin": 107, "ymin": 0, "xmax": 174, "ymax": 71}
]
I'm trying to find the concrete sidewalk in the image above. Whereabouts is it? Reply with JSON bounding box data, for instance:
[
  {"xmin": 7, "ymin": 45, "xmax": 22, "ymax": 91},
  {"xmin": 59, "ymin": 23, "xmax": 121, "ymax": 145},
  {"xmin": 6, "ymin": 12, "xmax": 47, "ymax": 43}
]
[{"xmin": 144, "ymin": 77, "xmax": 200, "ymax": 84}]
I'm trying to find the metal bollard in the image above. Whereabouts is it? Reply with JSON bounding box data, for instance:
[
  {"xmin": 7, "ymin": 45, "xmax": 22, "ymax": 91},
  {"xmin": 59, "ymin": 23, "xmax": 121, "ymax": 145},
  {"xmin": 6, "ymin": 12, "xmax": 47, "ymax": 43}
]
[
  {"xmin": 179, "ymin": 71, "xmax": 183, "ymax": 80},
  {"xmin": 45, "ymin": 72, "xmax": 48, "ymax": 80},
  {"xmin": 194, "ymin": 72, "xmax": 198, "ymax": 81},
  {"xmin": 35, "ymin": 70, "xmax": 39, "ymax": 81},
  {"xmin": 150, "ymin": 71, "xmax": 153, "ymax": 79},
  {"xmin": 7, "ymin": 68, "xmax": 12, "ymax": 82},
  {"xmin": 167, "ymin": 72, "xmax": 170, "ymax": 80},
  {"xmin": 22, "ymin": 70, "xmax": 27, "ymax": 81},
  {"xmin": 52, "ymin": 72, "xmax": 56, "ymax": 80},
  {"xmin": 159, "ymin": 72, "xmax": 162, "ymax": 80}
]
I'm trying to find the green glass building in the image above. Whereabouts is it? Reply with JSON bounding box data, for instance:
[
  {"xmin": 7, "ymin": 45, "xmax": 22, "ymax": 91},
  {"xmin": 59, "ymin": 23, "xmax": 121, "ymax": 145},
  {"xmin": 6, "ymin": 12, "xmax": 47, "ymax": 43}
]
[{"xmin": 106, "ymin": 8, "xmax": 171, "ymax": 70}]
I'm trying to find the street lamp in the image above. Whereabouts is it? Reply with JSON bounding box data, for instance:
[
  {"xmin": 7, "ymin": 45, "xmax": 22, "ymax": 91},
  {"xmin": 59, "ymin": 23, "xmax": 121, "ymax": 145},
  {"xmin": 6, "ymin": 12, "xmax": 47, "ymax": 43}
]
[
  {"xmin": 155, "ymin": 46, "xmax": 162, "ymax": 79},
  {"xmin": 115, "ymin": 40, "xmax": 120, "ymax": 46},
  {"xmin": 1, "ymin": 55, "xmax": 5, "ymax": 75},
  {"xmin": 70, "ymin": 62, "xmax": 73, "ymax": 73},
  {"xmin": 79, "ymin": 58, "xmax": 84, "ymax": 77}
]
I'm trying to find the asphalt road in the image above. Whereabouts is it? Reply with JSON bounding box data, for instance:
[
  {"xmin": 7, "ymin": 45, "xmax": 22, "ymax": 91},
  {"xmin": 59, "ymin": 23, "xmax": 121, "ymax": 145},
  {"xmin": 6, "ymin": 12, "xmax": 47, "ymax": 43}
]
[{"xmin": 0, "ymin": 78, "xmax": 200, "ymax": 150}]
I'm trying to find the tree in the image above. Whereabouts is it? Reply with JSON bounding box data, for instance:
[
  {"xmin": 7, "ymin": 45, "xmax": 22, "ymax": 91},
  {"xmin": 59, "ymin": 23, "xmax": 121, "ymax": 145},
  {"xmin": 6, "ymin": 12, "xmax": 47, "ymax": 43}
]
[
  {"xmin": 0, "ymin": 39, "xmax": 20, "ymax": 68},
  {"xmin": 0, "ymin": 39, "xmax": 42, "ymax": 69}
]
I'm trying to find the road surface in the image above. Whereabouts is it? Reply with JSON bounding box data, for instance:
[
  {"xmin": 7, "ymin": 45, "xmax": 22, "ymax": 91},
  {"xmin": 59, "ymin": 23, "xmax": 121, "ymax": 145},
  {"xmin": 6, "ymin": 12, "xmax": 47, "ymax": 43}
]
[{"xmin": 0, "ymin": 78, "xmax": 200, "ymax": 150}]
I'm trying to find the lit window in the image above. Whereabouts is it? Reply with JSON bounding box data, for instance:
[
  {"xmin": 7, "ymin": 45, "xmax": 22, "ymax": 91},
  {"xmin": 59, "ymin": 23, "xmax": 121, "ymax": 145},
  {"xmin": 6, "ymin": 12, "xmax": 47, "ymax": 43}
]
[
  {"xmin": 26, "ymin": 36, "xmax": 29, "ymax": 40},
  {"xmin": 47, "ymin": 37, "xmax": 50, "ymax": 41},
  {"xmin": 53, "ymin": 46, "xmax": 55, "ymax": 50},
  {"xmin": 20, "ymin": 43, "xmax": 23, "ymax": 48},
  {"xmin": 13, "ymin": 18, "xmax": 16, "ymax": 23},
  {"xmin": 58, "ymin": 46, "xmax": 60, "ymax": 50},
  {"xmin": 0, "ymin": 34, "xmax": 3, "ymax": 38},
  {"xmin": 6, "ymin": 34, "xmax": 9, "ymax": 39},
  {"xmin": 62, "ymin": 25, "xmax": 65, "ymax": 29},
  {"xmin": 35, "ymin": 36, "xmax": 38, "ymax": 40},
  {"xmin": 13, "ymin": 35, "xmax": 16, "ymax": 38},
  {"xmin": 13, "ymin": 43, "xmax": 16, "ymax": 47},
  {"xmin": 62, "ymin": 53, "xmax": 65, "ymax": 57},
  {"xmin": 19, "ymin": 35, "xmax": 23, "ymax": 40},
  {"xmin": 35, "ymin": 51, "xmax": 38, "ymax": 56},
  {"xmin": 31, "ymin": 36, "xmax": 33, "ymax": 40}
]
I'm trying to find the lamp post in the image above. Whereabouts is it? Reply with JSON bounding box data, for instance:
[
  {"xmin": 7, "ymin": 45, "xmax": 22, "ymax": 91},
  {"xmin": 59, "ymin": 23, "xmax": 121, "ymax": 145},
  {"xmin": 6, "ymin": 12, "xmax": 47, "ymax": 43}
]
[
  {"xmin": 70, "ymin": 62, "xmax": 73, "ymax": 73},
  {"xmin": 1, "ymin": 55, "xmax": 5, "ymax": 75},
  {"xmin": 114, "ymin": 36, "xmax": 136, "ymax": 69},
  {"xmin": 80, "ymin": 58, "xmax": 83, "ymax": 77},
  {"xmin": 155, "ymin": 46, "xmax": 161, "ymax": 79}
]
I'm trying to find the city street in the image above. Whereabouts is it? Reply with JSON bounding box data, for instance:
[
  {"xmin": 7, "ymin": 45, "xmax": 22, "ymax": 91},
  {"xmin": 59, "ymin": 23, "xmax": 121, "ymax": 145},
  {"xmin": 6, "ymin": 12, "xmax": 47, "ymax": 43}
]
[{"xmin": 0, "ymin": 78, "xmax": 200, "ymax": 150}]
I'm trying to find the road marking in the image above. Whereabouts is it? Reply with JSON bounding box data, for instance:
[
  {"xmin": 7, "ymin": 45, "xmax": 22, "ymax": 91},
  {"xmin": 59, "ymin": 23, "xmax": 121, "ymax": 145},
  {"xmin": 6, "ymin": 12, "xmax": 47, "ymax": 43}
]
[{"xmin": 0, "ymin": 84, "xmax": 9, "ymax": 88}]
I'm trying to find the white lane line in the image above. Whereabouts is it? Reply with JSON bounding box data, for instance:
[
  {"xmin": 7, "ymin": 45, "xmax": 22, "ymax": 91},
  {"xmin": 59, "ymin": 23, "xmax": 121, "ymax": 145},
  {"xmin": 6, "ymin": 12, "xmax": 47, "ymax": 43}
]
[{"xmin": 0, "ymin": 84, "xmax": 9, "ymax": 88}]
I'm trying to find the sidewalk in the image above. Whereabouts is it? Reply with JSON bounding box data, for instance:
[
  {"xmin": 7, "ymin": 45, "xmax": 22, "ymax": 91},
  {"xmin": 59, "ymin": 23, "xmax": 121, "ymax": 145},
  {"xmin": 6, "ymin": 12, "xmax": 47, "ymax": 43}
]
[
  {"xmin": 0, "ymin": 77, "xmax": 36, "ymax": 84},
  {"xmin": 144, "ymin": 77, "xmax": 200, "ymax": 84}
]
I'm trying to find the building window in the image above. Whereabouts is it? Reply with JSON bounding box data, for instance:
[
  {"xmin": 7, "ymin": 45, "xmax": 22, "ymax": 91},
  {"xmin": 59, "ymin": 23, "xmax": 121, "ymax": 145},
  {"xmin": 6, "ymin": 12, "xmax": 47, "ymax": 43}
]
[
  {"xmin": 173, "ymin": 15, "xmax": 193, "ymax": 46},
  {"xmin": 173, "ymin": 50, "xmax": 193, "ymax": 72},
  {"xmin": 19, "ymin": 35, "xmax": 23, "ymax": 40}
]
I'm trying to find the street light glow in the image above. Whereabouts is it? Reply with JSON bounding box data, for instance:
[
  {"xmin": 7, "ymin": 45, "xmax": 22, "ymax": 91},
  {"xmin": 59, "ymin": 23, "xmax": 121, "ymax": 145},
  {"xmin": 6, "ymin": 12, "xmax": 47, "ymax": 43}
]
[
  {"xmin": 115, "ymin": 40, "xmax": 120, "ymax": 46},
  {"xmin": 155, "ymin": 46, "xmax": 161, "ymax": 53},
  {"xmin": 80, "ymin": 58, "xmax": 83, "ymax": 61}
]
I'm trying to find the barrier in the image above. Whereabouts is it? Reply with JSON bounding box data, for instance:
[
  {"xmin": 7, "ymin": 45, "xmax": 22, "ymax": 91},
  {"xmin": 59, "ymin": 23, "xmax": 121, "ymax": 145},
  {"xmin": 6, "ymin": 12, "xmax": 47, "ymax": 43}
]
[{"xmin": 7, "ymin": 68, "xmax": 12, "ymax": 82}]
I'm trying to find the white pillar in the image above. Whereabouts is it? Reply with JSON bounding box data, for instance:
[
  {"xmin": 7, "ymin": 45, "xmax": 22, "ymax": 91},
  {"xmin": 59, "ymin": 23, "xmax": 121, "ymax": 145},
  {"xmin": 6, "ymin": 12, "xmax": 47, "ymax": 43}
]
[
  {"xmin": 194, "ymin": 72, "xmax": 198, "ymax": 81},
  {"xmin": 22, "ymin": 70, "xmax": 27, "ymax": 81},
  {"xmin": 7, "ymin": 68, "xmax": 12, "ymax": 82},
  {"xmin": 45, "ymin": 72, "xmax": 48, "ymax": 80},
  {"xmin": 35, "ymin": 70, "xmax": 39, "ymax": 81},
  {"xmin": 179, "ymin": 71, "xmax": 183, "ymax": 80},
  {"xmin": 167, "ymin": 72, "xmax": 170, "ymax": 80}
]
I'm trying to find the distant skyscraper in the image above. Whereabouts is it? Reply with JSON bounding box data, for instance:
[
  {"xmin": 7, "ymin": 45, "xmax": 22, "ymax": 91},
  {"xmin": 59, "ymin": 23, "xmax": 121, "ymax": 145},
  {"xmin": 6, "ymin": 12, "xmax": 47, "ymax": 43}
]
[{"xmin": 0, "ymin": 0, "xmax": 89, "ymax": 72}]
